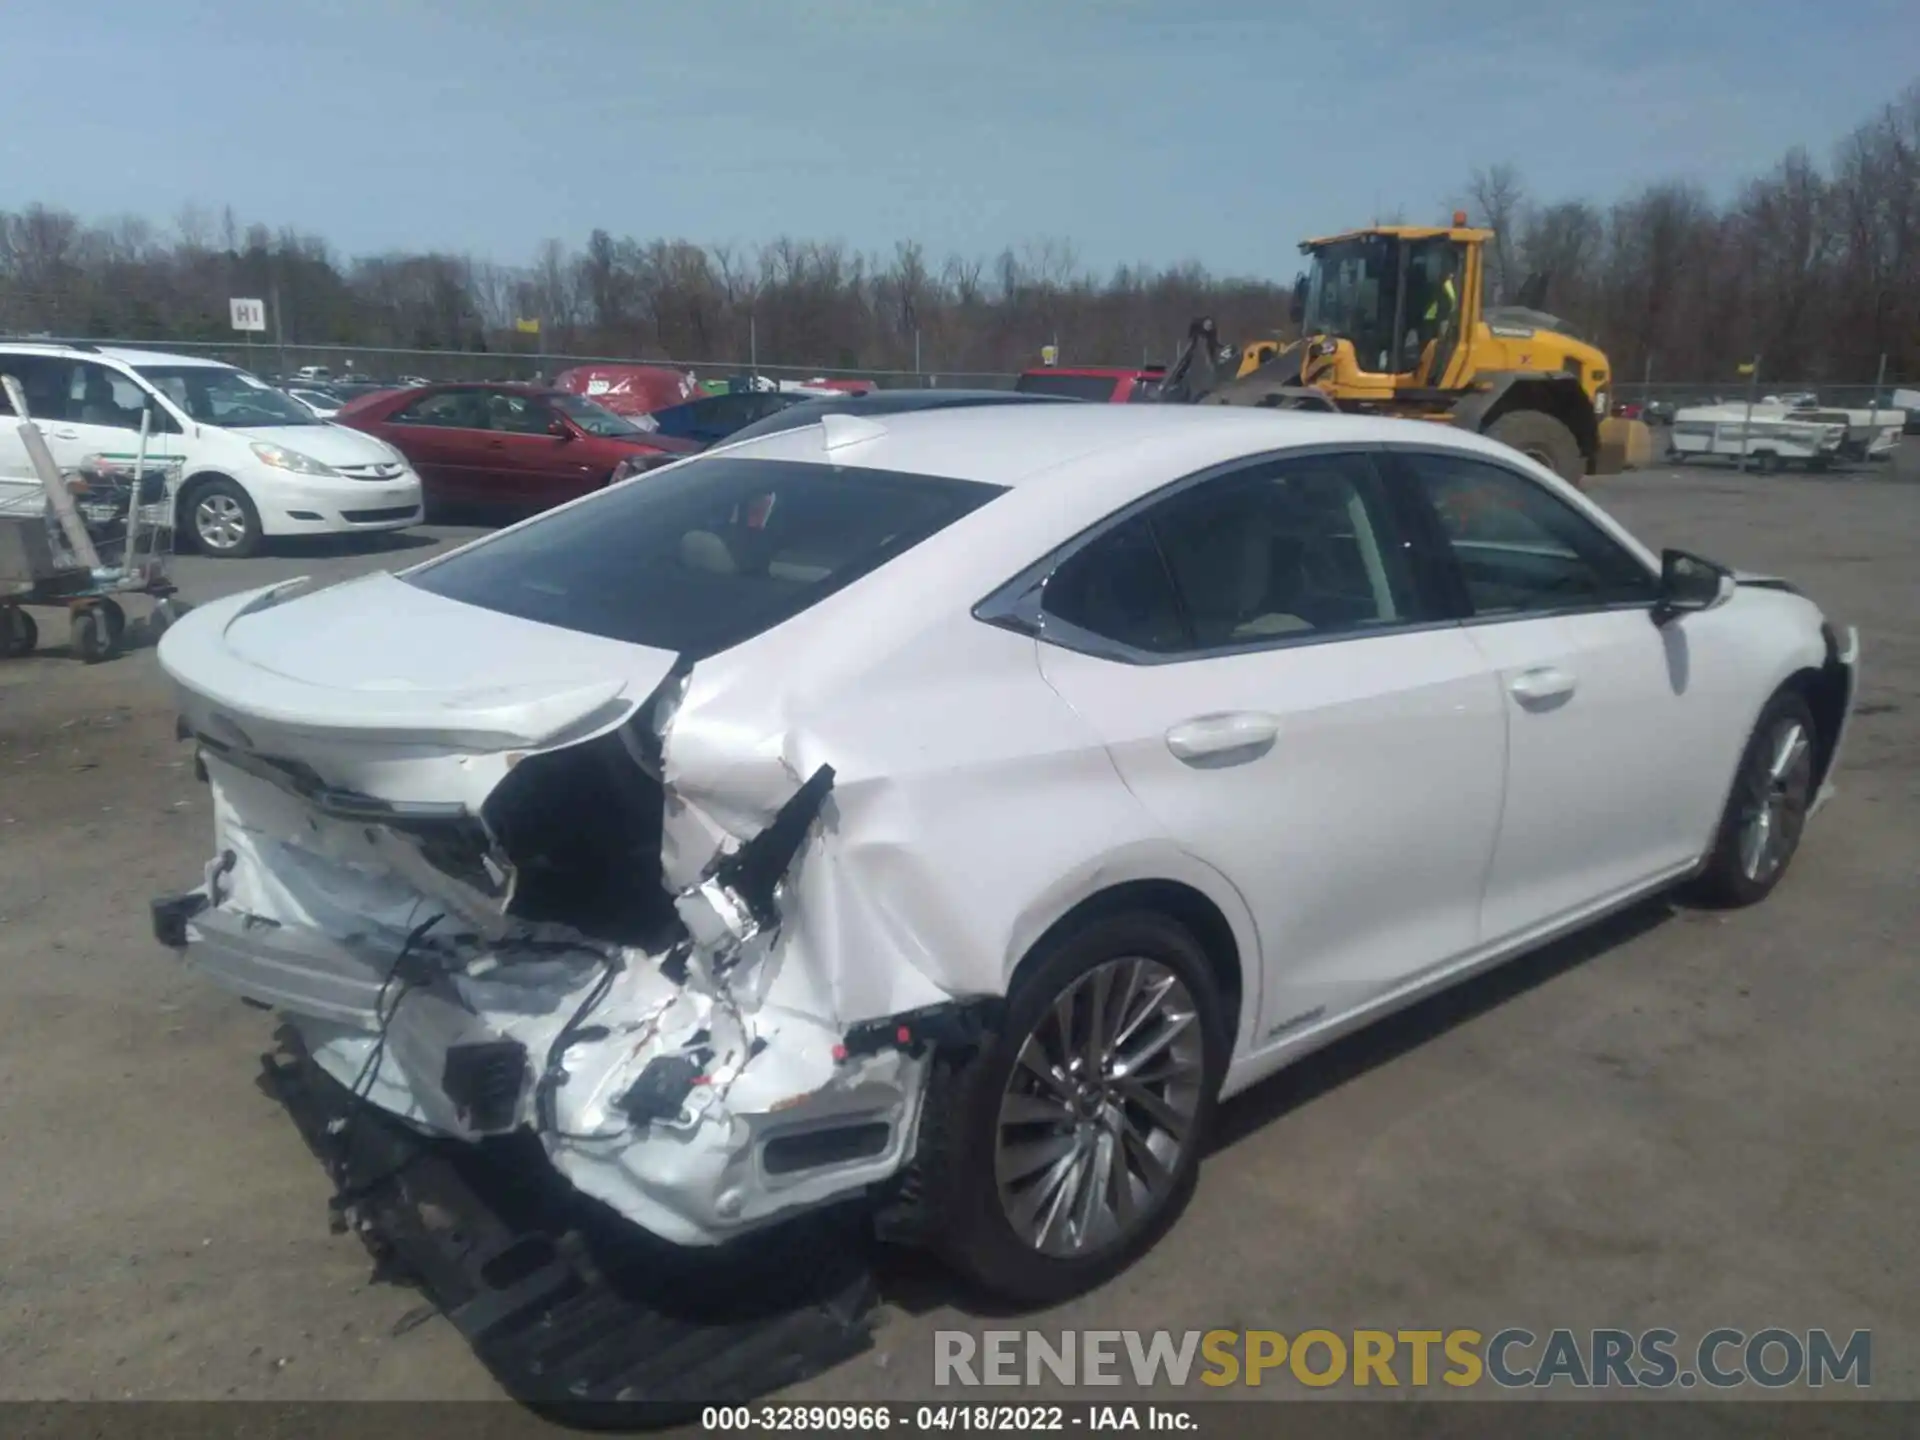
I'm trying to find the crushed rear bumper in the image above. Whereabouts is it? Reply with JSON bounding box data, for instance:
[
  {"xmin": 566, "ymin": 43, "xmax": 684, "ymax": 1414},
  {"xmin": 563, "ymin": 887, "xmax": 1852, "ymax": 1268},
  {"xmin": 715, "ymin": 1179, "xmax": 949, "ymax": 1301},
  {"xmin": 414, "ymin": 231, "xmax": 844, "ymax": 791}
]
[{"xmin": 263, "ymin": 1034, "xmax": 877, "ymax": 1414}]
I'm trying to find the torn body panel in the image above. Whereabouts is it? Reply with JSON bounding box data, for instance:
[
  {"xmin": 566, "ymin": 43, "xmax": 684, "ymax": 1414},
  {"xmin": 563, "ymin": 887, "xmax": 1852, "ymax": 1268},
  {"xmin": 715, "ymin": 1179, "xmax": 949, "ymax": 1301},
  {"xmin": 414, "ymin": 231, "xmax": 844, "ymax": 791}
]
[
  {"xmin": 158, "ymin": 740, "xmax": 932, "ymax": 1246},
  {"xmin": 153, "ymin": 563, "xmax": 1241, "ymax": 1248}
]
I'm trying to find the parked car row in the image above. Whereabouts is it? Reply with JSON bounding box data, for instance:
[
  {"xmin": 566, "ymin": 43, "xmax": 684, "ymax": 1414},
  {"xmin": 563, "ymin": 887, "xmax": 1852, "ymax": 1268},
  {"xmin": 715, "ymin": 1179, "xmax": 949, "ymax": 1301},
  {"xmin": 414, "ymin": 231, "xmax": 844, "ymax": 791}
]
[{"xmin": 1, "ymin": 343, "xmax": 1173, "ymax": 558}]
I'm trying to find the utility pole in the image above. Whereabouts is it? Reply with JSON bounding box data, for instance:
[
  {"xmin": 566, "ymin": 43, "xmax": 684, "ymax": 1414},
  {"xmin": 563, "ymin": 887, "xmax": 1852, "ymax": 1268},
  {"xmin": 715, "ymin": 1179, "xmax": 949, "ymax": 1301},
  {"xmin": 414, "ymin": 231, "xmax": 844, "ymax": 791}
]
[
  {"xmin": 1640, "ymin": 352, "xmax": 1653, "ymax": 409},
  {"xmin": 272, "ymin": 280, "xmax": 287, "ymax": 378},
  {"xmin": 1739, "ymin": 354, "xmax": 1762, "ymax": 474},
  {"xmin": 1866, "ymin": 352, "xmax": 1888, "ymax": 449}
]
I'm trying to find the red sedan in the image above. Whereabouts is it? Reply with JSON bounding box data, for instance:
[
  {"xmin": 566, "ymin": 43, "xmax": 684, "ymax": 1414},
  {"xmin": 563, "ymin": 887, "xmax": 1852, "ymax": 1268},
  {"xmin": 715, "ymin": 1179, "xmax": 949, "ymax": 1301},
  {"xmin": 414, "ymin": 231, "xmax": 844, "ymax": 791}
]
[{"xmin": 338, "ymin": 383, "xmax": 694, "ymax": 514}]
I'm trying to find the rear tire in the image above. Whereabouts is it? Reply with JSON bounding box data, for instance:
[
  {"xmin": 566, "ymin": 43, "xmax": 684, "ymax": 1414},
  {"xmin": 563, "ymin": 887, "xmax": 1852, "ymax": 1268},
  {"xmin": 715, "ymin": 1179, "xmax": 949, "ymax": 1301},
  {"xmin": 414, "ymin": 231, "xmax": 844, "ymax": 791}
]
[
  {"xmin": 1690, "ymin": 689, "xmax": 1817, "ymax": 907},
  {"xmin": 934, "ymin": 912, "xmax": 1226, "ymax": 1305},
  {"xmin": 1, "ymin": 607, "xmax": 37, "ymax": 658},
  {"xmin": 1487, "ymin": 410, "xmax": 1584, "ymax": 487}
]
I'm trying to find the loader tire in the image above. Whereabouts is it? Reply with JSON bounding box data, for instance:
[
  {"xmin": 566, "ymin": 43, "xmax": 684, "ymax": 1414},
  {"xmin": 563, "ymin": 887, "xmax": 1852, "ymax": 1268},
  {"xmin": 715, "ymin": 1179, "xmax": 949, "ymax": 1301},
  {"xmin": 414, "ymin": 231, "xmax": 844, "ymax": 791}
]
[{"xmin": 1487, "ymin": 410, "xmax": 1584, "ymax": 487}]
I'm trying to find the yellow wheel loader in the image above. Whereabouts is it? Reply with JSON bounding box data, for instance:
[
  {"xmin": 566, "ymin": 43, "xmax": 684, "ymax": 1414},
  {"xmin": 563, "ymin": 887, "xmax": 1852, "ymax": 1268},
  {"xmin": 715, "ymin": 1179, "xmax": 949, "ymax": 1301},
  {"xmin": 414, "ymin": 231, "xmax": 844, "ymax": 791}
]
[{"xmin": 1157, "ymin": 218, "xmax": 1640, "ymax": 485}]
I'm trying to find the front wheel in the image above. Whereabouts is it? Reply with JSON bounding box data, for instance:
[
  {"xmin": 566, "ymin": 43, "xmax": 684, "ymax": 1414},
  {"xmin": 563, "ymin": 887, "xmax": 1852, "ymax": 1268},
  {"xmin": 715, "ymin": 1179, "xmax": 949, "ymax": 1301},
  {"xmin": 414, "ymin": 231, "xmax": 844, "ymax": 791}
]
[
  {"xmin": 1486, "ymin": 410, "xmax": 1584, "ymax": 487},
  {"xmin": 181, "ymin": 477, "xmax": 263, "ymax": 558},
  {"xmin": 934, "ymin": 912, "xmax": 1226, "ymax": 1304},
  {"xmin": 1691, "ymin": 689, "xmax": 1818, "ymax": 907}
]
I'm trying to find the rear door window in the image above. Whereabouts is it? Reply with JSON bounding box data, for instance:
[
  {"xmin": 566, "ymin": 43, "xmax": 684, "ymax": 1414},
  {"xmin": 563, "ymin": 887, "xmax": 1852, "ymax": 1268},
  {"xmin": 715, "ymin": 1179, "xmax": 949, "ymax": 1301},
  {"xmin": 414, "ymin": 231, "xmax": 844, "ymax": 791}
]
[
  {"xmin": 407, "ymin": 456, "xmax": 1003, "ymax": 658},
  {"xmin": 391, "ymin": 389, "xmax": 488, "ymax": 429},
  {"xmin": 1041, "ymin": 516, "xmax": 1189, "ymax": 654}
]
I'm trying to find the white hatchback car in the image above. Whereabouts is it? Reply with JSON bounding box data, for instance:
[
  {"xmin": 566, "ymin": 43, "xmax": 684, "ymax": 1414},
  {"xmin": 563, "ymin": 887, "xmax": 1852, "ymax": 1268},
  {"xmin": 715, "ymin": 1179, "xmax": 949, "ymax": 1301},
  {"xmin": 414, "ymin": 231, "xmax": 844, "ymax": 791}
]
[
  {"xmin": 0, "ymin": 344, "xmax": 422, "ymax": 556},
  {"xmin": 152, "ymin": 406, "xmax": 1856, "ymax": 1302}
]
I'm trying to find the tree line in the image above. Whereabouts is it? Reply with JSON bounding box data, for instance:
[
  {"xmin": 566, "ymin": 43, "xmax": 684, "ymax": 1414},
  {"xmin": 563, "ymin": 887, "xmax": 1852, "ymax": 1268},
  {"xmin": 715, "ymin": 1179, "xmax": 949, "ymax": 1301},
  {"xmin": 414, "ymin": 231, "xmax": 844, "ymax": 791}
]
[{"xmin": 2, "ymin": 84, "xmax": 1913, "ymax": 384}]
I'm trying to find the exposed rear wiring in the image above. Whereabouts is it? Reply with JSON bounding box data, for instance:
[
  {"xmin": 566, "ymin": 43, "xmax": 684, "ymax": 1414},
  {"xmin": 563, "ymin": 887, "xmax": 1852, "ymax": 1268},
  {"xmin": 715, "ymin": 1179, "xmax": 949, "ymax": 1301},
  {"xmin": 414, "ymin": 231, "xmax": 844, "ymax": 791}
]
[
  {"xmin": 535, "ymin": 949, "xmax": 627, "ymax": 1140},
  {"xmin": 345, "ymin": 910, "xmax": 445, "ymax": 1105}
]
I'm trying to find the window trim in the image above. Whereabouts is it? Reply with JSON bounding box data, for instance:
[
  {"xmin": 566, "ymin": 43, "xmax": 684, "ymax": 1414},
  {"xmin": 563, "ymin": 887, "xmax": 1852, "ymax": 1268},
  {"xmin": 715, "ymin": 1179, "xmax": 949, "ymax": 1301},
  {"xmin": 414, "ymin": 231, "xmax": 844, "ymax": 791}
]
[
  {"xmin": 487, "ymin": 392, "xmax": 561, "ymax": 438},
  {"xmin": 974, "ymin": 442, "xmax": 1455, "ymax": 667},
  {"xmin": 1375, "ymin": 443, "xmax": 1661, "ymax": 626},
  {"xmin": 389, "ymin": 386, "xmax": 486, "ymax": 430}
]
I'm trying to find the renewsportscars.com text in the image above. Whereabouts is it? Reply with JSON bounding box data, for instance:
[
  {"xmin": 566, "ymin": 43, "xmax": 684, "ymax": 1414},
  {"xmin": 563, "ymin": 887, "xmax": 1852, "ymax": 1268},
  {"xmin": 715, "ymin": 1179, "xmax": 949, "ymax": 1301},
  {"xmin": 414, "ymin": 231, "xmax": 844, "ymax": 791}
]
[{"xmin": 934, "ymin": 1327, "xmax": 1871, "ymax": 1390}]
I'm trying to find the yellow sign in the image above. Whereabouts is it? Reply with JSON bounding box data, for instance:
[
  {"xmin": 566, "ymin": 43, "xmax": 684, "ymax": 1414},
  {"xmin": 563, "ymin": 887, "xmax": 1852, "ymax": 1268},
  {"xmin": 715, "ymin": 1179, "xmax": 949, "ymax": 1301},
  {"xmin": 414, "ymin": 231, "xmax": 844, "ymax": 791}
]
[
  {"xmin": 515, "ymin": 317, "xmax": 541, "ymax": 335},
  {"xmin": 1040, "ymin": 344, "xmax": 1058, "ymax": 367},
  {"xmin": 1737, "ymin": 362, "xmax": 1755, "ymax": 375}
]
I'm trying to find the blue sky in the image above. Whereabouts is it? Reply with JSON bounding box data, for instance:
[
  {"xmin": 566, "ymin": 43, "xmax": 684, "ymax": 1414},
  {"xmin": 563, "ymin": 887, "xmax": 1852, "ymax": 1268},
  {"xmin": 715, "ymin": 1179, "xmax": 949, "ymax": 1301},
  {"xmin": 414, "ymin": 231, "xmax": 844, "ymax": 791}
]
[{"xmin": 3, "ymin": 0, "xmax": 1915, "ymax": 277}]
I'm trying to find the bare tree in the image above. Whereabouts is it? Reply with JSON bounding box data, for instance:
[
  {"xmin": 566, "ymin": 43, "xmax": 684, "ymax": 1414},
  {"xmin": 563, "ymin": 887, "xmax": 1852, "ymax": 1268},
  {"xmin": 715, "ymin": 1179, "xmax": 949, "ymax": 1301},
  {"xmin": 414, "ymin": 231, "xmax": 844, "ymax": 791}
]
[{"xmin": 1465, "ymin": 163, "xmax": 1527, "ymax": 303}]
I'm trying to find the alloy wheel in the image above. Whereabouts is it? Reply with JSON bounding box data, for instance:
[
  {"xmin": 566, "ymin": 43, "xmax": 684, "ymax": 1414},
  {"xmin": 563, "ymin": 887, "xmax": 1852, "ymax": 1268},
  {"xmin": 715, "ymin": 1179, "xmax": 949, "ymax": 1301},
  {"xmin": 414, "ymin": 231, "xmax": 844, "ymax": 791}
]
[
  {"xmin": 994, "ymin": 956, "xmax": 1205, "ymax": 1258},
  {"xmin": 194, "ymin": 493, "xmax": 250, "ymax": 552},
  {"xmin": 1739, "ymin": 718, "xmax": 1812, "ymax": 883}
]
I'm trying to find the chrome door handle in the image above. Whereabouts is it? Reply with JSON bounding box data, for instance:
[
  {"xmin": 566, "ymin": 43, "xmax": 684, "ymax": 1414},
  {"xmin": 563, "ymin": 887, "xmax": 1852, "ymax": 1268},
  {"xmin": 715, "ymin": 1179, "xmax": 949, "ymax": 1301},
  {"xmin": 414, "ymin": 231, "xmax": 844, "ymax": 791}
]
[
  {"xmin": 48, "ymin": 428, "xmax": 80, "ymax": 440},
  {"xmin": 1165, "ymin": 712, "xmax": 1279, "ymax": 767},
  {"xmin": 1508, "ymin": 665, "xmax": 1577, "ymax": 706}
]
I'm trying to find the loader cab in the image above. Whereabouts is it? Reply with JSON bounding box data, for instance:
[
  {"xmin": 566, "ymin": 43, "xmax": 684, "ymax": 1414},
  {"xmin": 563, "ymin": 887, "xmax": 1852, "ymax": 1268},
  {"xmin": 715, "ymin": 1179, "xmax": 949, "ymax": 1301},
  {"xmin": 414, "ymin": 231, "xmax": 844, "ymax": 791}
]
[{"xmin": 1297, "ymin": 225, "xmax": 1485, "ymax": 395}]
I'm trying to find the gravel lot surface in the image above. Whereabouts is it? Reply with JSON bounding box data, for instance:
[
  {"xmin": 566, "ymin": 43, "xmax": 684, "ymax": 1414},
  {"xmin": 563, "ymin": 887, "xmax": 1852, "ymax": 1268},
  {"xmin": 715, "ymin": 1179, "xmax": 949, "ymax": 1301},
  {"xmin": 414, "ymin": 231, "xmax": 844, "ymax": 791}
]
[{"xmin": 1, "ymin": 457, "xmax": 1914, "ymax": 1405}]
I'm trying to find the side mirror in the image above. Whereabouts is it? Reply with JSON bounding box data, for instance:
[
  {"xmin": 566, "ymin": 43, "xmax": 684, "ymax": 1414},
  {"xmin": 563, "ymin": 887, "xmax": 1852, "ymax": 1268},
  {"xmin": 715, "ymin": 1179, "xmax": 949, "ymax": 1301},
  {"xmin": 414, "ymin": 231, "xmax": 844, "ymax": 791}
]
[
  {"xmin": 1289, "ymin": 274, "xmax": 1307, "ymax": 326},
  {"xmin": 1652, "ymin": 548, "xmax": 1731, "ymax": 625},
  {"xmin": 547, "ymin": 417, "xmax": 574, "ymax": 440}
]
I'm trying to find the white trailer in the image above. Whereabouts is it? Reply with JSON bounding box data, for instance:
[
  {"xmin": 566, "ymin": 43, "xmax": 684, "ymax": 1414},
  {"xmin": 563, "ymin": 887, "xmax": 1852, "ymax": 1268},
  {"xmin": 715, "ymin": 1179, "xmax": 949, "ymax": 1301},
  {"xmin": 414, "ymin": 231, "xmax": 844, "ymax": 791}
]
[
  {"xmin": 1668, "ymin": 404, "xmax": 1846, "ymax": 471},
  {"xmin": 1772, "ymin": 401, "xmax": 1906, "ymax": 460}
]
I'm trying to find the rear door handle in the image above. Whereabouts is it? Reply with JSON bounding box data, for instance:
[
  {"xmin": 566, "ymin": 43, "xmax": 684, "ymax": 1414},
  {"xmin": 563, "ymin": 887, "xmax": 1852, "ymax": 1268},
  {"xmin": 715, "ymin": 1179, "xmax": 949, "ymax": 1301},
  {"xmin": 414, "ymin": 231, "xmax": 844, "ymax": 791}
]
[
  {"xmin": 1508, "ymin": 665, "xmax": 1577, "ymax": 706},
  {"xmin": 1165, "ymin": 712, "xmax": 1279, "ymax": 767},
  {"xmin": 48, "ymin": 428, "xmax": 79, "ymax": 440}
]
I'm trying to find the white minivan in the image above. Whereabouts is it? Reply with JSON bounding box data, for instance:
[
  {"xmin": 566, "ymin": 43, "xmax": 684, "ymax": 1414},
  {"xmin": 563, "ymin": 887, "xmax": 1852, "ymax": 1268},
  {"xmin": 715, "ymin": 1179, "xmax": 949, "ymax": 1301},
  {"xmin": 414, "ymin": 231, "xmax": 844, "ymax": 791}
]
[{"xmin": 0, "ymin": 344, "xmax": 422, "ymax": 557}]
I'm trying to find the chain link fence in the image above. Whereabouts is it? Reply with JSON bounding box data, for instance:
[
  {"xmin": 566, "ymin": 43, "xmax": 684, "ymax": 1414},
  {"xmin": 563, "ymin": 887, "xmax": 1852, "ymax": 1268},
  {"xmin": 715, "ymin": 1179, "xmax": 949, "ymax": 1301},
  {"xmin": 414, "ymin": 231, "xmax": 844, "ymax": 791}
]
[{"xmin": 7, "ymin": 337, "xmax": 1019, "ymax": 392}]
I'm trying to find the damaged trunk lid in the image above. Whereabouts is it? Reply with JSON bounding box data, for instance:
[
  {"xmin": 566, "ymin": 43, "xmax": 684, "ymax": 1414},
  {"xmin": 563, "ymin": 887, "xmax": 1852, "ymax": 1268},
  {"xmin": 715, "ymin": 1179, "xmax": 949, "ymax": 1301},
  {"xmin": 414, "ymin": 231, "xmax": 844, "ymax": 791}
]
[
  {"xmin": 161, "ymin": 572, "xmax": 681, "ymax": 800},
  {"xmin": 160, "ymin": 571, "xmax": 691, "ymax": 940}
]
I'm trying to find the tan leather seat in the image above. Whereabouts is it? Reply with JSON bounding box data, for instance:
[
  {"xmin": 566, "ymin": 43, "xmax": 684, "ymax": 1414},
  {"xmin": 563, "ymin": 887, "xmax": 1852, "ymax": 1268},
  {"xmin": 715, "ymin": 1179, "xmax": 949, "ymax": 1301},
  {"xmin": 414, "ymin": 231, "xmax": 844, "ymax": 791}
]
[{"xmin": 680, "ymin": 530, "xmax": 737, "ymax": 574}]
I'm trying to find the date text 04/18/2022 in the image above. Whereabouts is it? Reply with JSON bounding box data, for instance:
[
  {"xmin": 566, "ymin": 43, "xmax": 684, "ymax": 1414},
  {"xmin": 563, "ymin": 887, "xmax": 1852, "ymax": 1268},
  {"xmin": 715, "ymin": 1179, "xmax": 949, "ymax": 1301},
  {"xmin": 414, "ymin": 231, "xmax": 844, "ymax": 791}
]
[{"xmin": 699, "ymin": 1404, "xmax": 1200, "ymax": 1432}]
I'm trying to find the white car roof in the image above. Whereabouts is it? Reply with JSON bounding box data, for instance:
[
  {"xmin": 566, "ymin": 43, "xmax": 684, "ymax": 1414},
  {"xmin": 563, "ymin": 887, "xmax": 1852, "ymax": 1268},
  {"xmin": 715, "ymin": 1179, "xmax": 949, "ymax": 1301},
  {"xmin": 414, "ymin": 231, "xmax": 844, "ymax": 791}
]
[
  {"xmin": 0, "ymin": 342, "xmax": 233, "ymax": 370},
  {"xmin": 99, "ymin": 346, "xmax": 233, "ymax": 368},
  {"xmin": 722, "ymin": 401, "xmax": 1548, "ymax": 497}
]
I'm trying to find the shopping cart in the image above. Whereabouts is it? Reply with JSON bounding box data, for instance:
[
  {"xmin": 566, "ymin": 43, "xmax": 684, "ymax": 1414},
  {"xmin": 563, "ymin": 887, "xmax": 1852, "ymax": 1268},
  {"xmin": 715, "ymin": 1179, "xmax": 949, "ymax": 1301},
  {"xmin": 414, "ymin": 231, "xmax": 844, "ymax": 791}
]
[{"xmin": 3, "ymin": 382, "xmax": 185, "ymax": 663}]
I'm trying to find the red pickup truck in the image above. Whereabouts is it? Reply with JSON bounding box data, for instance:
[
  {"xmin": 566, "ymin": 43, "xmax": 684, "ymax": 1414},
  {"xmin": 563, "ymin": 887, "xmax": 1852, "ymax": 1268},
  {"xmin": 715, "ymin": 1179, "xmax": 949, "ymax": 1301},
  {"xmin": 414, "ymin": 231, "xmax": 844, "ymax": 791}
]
[{"xmin": 1013, "ymin": 366, "xmax": 1164, "ymax": 403}]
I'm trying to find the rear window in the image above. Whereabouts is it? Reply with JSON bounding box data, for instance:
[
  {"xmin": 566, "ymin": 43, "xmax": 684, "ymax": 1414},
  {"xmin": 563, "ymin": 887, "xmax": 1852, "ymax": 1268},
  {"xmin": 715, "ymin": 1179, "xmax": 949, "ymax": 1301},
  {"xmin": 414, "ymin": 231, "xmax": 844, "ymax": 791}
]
[
  {"xmin": 1015, "ymin": 373, "xmax": 1121, "ymax": 402},
  {"xmin": 407, "ymin": 457, "xmax": 1003, "ymax": 658}
]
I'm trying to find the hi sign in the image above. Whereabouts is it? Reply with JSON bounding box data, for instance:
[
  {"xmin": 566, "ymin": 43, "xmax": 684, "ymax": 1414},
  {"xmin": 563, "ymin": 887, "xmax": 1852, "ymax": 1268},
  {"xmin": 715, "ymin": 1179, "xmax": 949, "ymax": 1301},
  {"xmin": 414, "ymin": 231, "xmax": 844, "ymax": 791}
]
[{"xmin": 229, "ymin": 297, "xmax": 267, "ymax": 333}]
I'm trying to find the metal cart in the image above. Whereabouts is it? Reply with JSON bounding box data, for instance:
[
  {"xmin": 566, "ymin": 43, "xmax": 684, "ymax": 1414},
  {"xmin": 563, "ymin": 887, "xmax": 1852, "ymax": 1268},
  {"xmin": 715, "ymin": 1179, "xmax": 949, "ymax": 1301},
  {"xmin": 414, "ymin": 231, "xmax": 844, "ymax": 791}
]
[{"xmin": 3, "ymin": 379, "xmax": 184, "ymax": 663}]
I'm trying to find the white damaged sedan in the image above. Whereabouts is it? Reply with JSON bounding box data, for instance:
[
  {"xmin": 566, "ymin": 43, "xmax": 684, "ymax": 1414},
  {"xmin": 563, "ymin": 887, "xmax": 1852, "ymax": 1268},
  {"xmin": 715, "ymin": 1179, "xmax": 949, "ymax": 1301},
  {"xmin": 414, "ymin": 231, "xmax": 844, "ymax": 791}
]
[{"xmin": 153, "ymin": 406, "xmax": 1858, "ymax": 1302}]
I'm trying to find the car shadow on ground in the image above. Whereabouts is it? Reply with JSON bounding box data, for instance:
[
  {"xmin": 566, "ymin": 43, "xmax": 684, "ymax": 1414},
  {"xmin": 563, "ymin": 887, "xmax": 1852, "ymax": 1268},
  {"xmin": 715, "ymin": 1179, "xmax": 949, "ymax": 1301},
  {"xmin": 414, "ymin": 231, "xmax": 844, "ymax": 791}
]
[
  {"xmin": 873, "ymin": 892, "xmax": 1681, "ymax": 1321},
  {"xmin": 1205, "ymin": 895, "xmax": 1677, "ymax": 1155},
  {"xmin": 259, "ymin": 529, "xmax": 444, "ymax": 560},
  {"xmin": 244, "ymin": 893, "xmax": 1685, "ymax": 1389},
  {"xmin": 5, "ymin": 594, "xmax": 186, "ymax": 665}
]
